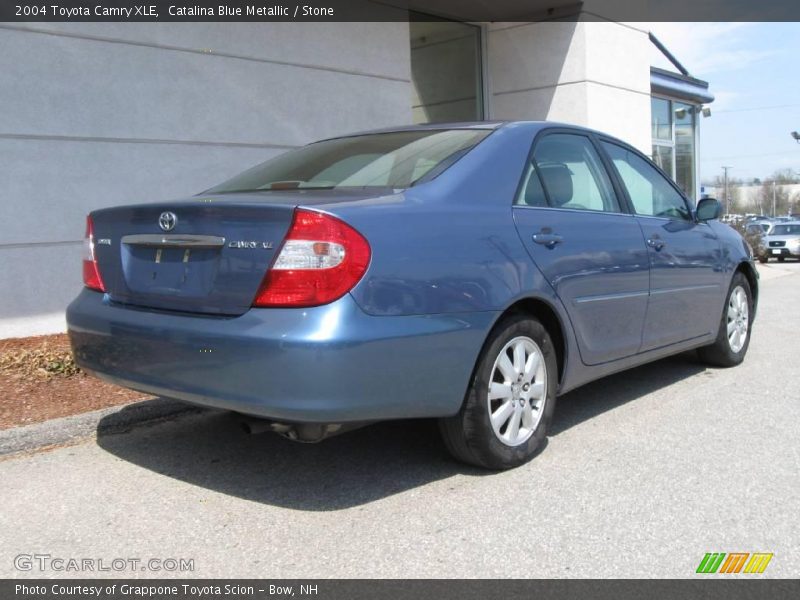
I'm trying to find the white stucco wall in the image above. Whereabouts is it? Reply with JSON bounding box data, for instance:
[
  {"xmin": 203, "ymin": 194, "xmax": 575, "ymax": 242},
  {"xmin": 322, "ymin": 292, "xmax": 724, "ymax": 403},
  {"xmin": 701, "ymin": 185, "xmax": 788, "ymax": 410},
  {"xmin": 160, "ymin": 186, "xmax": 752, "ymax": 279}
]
[{"xmin": 486, "ymin": 20, "xmax": 651, "ymax": 153}]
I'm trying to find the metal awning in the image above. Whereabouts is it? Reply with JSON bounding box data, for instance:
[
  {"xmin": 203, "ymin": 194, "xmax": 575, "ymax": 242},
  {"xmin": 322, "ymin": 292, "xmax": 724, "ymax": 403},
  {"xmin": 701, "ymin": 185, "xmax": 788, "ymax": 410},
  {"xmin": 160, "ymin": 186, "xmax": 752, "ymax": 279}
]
[{"xmin": 651, "ymin": 67, "xmax": 714, "ymax": 105}]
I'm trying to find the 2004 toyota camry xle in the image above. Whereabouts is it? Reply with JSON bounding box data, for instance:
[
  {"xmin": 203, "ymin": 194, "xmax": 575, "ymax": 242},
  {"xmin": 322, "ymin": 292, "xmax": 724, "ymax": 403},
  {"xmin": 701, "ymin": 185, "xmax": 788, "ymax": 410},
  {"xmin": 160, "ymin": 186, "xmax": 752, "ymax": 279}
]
[{"xmin": 67, "ymin": 122, "xmax": 758, "ymax": 469}]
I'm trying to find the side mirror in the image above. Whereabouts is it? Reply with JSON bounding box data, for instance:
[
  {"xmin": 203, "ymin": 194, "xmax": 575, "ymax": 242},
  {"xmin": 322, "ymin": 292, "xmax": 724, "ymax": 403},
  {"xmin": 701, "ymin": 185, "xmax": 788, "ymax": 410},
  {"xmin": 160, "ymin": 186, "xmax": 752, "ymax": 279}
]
[{"xmin": 696, "ymin": 198, "xmax": 721, "ymax": 221}]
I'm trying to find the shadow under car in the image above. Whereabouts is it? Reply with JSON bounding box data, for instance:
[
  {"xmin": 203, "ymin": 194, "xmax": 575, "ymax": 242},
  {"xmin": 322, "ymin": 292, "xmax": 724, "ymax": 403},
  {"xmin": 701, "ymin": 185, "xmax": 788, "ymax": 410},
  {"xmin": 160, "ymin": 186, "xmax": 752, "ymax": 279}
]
[{"xmin": 96, "ymin": 352, "xmax": 706, "ymax": 511}]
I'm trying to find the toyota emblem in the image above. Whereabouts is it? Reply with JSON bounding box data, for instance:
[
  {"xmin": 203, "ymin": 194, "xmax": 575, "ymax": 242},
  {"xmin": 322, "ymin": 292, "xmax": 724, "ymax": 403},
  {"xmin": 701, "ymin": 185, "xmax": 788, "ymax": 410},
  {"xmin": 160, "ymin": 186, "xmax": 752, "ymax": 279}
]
[{"xmin": 158, "ymin": 211, "xmax": 177, "ymax": 232}]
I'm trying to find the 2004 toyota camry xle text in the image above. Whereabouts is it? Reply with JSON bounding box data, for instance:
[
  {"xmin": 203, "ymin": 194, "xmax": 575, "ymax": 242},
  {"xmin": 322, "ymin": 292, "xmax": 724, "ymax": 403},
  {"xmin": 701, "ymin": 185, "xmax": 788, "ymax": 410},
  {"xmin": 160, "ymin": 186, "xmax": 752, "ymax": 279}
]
[{"xmin": 67, "ymin": 122, "xmax": 758, "ymax": 469}]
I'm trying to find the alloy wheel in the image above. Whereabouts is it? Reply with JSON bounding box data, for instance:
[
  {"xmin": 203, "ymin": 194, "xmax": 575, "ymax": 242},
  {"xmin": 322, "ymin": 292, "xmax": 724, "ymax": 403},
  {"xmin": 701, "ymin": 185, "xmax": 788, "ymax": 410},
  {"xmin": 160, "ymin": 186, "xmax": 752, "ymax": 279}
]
[
  {"xmin": 487, "ymin": 336, "xmax": 547, "ymax": 446},
  {"xmin": 726, "ymin": 285, "xmax": 749, "ymax": 353}
]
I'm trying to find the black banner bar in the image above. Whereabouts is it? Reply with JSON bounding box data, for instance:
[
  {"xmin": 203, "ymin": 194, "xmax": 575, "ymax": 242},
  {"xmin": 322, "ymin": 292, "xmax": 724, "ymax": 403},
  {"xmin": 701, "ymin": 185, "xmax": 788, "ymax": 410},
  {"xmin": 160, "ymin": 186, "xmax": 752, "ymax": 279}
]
[
  {"xmin": 4, "ymin": 579, "xmax": 800, "ymax": 600},
  {"xmin": 2, "ymin": 0, "xmax": 800, "ymax": 22}
]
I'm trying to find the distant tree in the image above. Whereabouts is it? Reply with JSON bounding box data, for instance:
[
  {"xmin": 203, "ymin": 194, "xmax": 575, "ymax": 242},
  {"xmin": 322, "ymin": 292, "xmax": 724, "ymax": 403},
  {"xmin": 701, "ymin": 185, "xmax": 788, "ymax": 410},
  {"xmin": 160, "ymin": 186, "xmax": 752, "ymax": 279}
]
[
  {"xmin": 758, "ymin": 179, "xmax": 792, "ymax": 216},
  {"xmin": 711, "ymin": 175, "xmax": 746, "ymax": 213},
  {"xmin": 790, "ymin": 191, "xmax": 800, "ymax": 216},
  {"xmin": 771, "ymin": 168, "xmax": 799, "ymax": 184}
]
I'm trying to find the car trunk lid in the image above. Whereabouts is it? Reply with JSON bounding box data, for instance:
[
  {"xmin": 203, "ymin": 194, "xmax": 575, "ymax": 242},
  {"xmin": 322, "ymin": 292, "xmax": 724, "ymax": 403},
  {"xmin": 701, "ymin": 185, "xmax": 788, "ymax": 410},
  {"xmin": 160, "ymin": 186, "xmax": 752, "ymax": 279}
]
[{"xmin": 91, "ymin": 201, "xmax": 296, "ymax": 316}]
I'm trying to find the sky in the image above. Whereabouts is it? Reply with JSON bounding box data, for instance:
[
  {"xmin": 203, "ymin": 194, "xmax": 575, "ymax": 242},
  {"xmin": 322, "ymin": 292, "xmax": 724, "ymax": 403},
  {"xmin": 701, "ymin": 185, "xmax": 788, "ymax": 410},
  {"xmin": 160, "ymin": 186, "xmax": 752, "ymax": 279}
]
[{"xmin": 647, "ymin": 22, "xmax": 800, "ymax": 184}]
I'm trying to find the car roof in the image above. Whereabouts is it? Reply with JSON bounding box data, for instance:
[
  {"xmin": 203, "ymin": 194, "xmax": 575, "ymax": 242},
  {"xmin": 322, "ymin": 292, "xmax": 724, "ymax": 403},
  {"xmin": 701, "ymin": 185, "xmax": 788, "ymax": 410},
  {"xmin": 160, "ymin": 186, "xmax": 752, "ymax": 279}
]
[{"xmin": 314, "ymin": 120, "xmax": 625, "ymax": 145}]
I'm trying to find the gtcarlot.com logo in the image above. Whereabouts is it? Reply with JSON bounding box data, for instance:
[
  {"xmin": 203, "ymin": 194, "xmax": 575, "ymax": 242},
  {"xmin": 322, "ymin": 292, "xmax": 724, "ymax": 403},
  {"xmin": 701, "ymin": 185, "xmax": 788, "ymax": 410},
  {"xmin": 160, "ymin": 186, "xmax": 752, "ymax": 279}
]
[
  {"xmin": 696, "ymin": 552, "xmax": 773, "ymax": 574},
  {"xmin": 14, "ymin": 553, "xmax": 194, "ymax": 573}
]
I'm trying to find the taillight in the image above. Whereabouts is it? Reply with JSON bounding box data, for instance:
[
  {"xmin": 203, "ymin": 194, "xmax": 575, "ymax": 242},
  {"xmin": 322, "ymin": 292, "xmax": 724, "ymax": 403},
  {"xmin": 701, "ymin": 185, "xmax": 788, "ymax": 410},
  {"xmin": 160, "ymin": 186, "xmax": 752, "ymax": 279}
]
[
  {"xmin": 253, "ymin": 209, "xmax": 371, "ymax": 307},
  {"xmin": 82, "ymin": 215, "xmax": 106, "ymax": 292}
]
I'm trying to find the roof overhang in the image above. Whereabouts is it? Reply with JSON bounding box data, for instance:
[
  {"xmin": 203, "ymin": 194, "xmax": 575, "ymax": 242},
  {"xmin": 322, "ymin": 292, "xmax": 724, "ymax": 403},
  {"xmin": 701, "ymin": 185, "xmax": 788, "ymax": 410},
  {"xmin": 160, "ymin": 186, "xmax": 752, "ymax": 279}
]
[
  {"xmin": 650, "ymin": 67, "xmax": 714, "ymax": 105},
  {"xmin": 402, "ymin": 0, "xmax": 581, "ymax": 21}
]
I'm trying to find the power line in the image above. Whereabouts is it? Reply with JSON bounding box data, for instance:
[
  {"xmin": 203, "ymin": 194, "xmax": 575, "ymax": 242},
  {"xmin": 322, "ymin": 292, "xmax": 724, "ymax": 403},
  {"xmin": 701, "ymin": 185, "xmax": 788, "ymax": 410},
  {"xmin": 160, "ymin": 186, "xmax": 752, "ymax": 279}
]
[
  {"xmin": 714, "ymin": 103, "xmax": 800, "ymax": 114},
  {"xmin": 702, "ymin": 150, "xmax": 798, "ymax": 161}
]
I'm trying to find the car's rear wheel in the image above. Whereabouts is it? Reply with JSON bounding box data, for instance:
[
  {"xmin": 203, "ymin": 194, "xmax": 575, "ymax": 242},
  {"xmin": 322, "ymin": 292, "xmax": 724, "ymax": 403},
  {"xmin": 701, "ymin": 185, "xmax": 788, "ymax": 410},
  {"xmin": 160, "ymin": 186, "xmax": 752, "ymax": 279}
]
[
  {"xmin": 439, "ymin": 315, "xmax": 557, "ymax": 469},
  {"xmin": 778, "ymin": 256, "xmax": 786, "ymax": 262},
  {"xmin": 757, "ymin": 255, "xmax": 768, "ymax": 263},
  {"xmin": 697, "ymin": 272, "xmax": 753, "ymax": 367}
]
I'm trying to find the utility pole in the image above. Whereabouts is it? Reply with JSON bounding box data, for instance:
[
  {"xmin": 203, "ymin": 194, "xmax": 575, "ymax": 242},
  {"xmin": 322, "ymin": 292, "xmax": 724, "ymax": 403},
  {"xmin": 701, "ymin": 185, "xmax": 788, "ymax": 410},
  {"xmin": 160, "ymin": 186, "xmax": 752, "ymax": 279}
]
[
  {"xmin": 772, "ymin": 180, "xmax": 777, "ymax": 217},
  {"xmin": 722, "ymin": 166, "xmax": 732, "ymax": 215}
]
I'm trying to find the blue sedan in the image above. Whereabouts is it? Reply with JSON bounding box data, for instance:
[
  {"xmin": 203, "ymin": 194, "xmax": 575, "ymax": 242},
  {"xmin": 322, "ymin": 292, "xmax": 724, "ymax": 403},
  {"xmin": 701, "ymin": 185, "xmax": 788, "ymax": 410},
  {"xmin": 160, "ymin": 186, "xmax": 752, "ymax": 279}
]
[{"xmin": 67, "ymin": 122, "xmax": 757, "ymax": 469}]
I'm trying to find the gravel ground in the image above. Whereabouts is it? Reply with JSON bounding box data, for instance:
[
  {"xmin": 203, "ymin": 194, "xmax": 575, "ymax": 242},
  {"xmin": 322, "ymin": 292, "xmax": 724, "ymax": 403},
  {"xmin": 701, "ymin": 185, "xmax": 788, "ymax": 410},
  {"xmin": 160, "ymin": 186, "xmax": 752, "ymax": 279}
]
[
  {"xmin": 0, "ymin": 263, "xmax": 798, "ymax": 579},
  {"xmin": 0, "ymin": 333, "xmax": 146, "ymax": 430}
]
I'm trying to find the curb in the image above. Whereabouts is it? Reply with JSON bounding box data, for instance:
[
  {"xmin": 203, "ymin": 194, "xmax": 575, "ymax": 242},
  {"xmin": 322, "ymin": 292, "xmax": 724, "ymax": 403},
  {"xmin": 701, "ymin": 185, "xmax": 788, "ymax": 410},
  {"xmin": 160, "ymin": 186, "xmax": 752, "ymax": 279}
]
[{"xmin": 0, "ymin": 398, "xmax": 201, "ymax": 457}]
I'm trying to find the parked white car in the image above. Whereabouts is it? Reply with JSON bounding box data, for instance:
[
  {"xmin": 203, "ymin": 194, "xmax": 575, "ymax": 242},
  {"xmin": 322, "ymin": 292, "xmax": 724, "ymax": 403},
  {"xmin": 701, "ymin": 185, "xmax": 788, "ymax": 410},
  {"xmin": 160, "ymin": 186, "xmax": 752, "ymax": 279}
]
[{"xmin": 758, "ymin": 222, "xmax": 800, "ymax": 263}]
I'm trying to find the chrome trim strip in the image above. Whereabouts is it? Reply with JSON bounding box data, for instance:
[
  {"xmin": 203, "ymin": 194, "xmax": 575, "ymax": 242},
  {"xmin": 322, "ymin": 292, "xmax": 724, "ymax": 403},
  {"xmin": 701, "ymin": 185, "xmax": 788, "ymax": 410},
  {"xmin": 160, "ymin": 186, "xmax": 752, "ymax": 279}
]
[
  {"xmin": 575, "ymin": 283, "xmax": 720, "ymax": 304},
  {"xmin": 650, "ymin": 284, "xmax": 720, "ymax": 296},
  {"xmin": 512, "ymin": 205, "xmax": 635, "ymax": 218},
  {"xmin": 574, "ymin": 290, "xmax": 649, "ymax": 304},
  {"xmin": 121, "ymin": 234, "xmax": 225, "ymax": 249}
]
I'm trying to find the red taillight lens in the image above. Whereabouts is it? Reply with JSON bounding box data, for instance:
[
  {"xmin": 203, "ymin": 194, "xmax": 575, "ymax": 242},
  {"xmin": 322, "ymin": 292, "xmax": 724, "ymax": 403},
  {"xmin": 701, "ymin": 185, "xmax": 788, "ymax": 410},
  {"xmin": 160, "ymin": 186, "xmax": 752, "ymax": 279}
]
[
  {"xmin": 253, "ymin": 209, "xmax": 371, "ymax": 307},
  {"xmin": 82, "ymin": 215, "xmax": 106, "ymax": 292}
]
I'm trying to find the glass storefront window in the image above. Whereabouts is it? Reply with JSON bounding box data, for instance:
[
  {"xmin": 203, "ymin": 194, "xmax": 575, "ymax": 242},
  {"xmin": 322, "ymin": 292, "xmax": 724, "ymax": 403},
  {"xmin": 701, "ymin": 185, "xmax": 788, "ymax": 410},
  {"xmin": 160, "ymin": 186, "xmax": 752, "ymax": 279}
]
[
  {"xmin": 409, "ymin": 17, "xmax": 483, "ymax": 124},
  {"xmin": 674, "ymin": 101, "xmax": 696, "ymax": 198},
  {"xmin": 652, "ymin": 144, "xmax": 674, "ymax": 179},
  {"xmin": 650, "ymin": 97, "xmax": 697, "ymax": 200},
  {"xmin": 651, "ymin": 97, "xmax": 672, "ymax": 141}
]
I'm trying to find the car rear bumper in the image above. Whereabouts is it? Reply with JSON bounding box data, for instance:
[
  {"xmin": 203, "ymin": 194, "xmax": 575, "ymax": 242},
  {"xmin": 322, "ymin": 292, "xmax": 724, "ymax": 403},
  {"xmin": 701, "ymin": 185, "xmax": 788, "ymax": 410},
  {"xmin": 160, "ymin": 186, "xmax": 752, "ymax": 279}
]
[{"xmin": 67, "ymin": 289, "xmax": 497, "ymax": 423}]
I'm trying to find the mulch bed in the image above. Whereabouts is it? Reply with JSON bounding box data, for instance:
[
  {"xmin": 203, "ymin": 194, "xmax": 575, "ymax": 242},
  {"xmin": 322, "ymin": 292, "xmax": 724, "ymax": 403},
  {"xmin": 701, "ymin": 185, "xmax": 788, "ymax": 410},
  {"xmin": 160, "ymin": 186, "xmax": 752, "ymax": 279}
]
[{"xmin": 0, "ymin": 333, "xmax": 149, "ymax": 430}]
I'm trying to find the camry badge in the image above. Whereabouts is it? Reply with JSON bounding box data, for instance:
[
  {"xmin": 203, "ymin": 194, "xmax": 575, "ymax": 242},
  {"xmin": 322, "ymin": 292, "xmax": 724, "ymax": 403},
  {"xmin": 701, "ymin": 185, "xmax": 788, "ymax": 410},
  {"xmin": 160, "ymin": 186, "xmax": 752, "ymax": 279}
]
[
  {"xmin": 158, "ymin": 211, "xmax": 177, "ymax": 232},
  {"xmin": 228, "ymin": 241, "xmax": 274, "ymax": 249}
]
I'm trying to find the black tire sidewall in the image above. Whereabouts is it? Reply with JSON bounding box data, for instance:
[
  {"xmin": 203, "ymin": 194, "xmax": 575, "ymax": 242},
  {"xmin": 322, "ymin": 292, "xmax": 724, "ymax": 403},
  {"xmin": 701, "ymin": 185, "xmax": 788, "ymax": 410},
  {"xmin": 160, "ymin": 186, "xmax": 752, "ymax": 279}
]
[
  {"xmin": 460, "ymin": 315, "xmax": 558, "ymax": 469},
  {"xmin": 713, "ymin": 272, "xmax": 754, "ymax": 365}
]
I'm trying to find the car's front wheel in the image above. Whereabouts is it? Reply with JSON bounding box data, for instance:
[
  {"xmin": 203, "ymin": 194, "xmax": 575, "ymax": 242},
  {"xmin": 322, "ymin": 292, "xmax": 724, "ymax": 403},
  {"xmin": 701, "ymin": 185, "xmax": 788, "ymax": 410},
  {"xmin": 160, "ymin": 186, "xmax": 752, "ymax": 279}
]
[
  {"xmin": 439, "ymin": 315, "xmax": 557, "ymax": 469},
  {"xmin": 697, "ymin": 272, "xmax": 753, "ymax": 367}
]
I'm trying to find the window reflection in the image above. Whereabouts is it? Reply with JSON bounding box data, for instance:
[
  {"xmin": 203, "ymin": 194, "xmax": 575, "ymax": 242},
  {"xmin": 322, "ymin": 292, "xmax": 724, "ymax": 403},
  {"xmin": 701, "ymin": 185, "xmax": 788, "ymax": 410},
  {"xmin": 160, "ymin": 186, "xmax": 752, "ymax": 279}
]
[
  {"xmin": 650, "ymin": 97, "xmax": 697, "ymax": 200},
  {"xmin": 674, "ymin": 102, "xmax": 696, "ymax": 199},
  {"xmin": 410, "ymin": 17, "xmax": 483, "ymax": 123}
]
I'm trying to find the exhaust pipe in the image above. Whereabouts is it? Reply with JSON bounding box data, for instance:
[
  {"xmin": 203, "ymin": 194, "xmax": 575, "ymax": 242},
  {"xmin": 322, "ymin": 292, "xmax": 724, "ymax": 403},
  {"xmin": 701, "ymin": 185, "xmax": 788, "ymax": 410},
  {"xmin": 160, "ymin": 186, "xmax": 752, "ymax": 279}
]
[
  {"xmin": 240, "ymin": 418, "xmax": 276, "ymax": 436},
  {"xmin": 240, "ymin": 418, "xmax": 364, "ymax": 443}
]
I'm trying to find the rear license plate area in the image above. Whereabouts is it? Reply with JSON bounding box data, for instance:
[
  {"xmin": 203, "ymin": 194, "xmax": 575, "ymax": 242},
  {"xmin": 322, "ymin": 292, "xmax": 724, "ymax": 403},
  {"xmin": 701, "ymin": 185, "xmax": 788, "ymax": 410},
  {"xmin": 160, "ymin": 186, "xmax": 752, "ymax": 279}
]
[{"xmin": 122, "ymin": 246, "xmax": 220, "ymax": 296}]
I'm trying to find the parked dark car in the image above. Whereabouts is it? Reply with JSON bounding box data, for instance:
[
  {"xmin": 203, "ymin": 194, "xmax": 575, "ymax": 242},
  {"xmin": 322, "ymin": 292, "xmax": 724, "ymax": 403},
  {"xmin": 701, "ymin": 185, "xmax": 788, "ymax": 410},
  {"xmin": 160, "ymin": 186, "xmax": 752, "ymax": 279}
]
[{"xmin": 67, "ymin": 122, "xmax": 758, "ymax": 469}]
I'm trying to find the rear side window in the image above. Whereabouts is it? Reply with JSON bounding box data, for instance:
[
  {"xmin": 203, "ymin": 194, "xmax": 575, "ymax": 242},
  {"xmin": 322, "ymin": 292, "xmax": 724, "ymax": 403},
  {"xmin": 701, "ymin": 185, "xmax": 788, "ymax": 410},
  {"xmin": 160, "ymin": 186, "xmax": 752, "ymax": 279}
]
[
  {"xmin": 515, "ymin": 133, "xmax": 620, "ymax": 213},
  {"xmin": 602, "ymin": 141, "xmax": 692, "ymax": 221}
]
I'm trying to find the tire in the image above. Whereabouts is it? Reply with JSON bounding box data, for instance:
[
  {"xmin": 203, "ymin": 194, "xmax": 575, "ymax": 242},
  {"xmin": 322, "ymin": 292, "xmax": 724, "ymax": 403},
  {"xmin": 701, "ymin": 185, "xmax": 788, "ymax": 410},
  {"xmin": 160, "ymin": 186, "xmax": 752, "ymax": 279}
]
[
  {"xmin": 757, "ymin": 255, "xmax": 768, "ymax": 264},
  {"xmin": 697, "ymin": 272, "xmax": 753, "ymax": 367},
  {"xmin": 439, "ymin": 314, "xmax": 557, "ymax": 470},
  {"xmin": 778, "ymin": 256, "xmax": 786, "ymax": 262}
]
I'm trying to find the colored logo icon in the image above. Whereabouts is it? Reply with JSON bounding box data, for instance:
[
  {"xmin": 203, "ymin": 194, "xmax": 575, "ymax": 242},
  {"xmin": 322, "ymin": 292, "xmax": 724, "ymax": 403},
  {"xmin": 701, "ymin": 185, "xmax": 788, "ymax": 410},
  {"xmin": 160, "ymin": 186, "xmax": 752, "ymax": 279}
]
[{"xmin": 696, "ymin": 553, "xmax": 773, "ymax": 574}]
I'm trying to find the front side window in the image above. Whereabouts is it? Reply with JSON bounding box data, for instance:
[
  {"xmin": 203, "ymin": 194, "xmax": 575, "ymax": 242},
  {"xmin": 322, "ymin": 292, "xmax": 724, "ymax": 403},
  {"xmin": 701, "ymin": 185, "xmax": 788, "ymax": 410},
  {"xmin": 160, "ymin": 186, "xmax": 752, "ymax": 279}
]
[
  {"xmin": 205, "ymin": 129, "xmax": 491, "ymax": 193},
  {"xmin": 602, "ymin": 141, "xmax": 691, "ymax": 221},
  {"xmin": 515, "ymin": 134, "xmax": 620, "ymax": 213}
]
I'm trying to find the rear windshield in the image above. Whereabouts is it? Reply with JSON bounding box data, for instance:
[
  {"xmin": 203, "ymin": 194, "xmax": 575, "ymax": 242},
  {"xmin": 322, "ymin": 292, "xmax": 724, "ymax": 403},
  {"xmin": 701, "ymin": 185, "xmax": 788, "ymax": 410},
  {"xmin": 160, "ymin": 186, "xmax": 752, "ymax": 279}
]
[
  {"xmin": 205, "ymin": 129, "xmax": 492, "ymax": 194},
  {"xmin": 771, "ymin": 224, "xmax": 800, "ymax": 235}
]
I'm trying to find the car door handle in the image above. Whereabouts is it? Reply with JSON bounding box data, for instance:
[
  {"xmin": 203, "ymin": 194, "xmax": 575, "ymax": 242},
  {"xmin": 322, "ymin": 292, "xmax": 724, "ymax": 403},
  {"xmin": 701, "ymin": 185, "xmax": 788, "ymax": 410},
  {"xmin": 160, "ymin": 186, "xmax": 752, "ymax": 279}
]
[
  {"xmin": 533, "ymin": 233, "xmax": 563, "ymax": 248},
  {"xmin": 647, "ymin": 238, "xmax": 666, "ymax": 251}
]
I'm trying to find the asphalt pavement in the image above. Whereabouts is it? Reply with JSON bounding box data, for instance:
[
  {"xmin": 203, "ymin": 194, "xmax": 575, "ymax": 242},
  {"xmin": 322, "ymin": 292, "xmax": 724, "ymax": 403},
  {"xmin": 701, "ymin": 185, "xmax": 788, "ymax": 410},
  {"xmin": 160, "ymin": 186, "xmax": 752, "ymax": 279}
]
[{"xmin": 1, "ymin": 262, "xmax": 798, "ymax": 578}]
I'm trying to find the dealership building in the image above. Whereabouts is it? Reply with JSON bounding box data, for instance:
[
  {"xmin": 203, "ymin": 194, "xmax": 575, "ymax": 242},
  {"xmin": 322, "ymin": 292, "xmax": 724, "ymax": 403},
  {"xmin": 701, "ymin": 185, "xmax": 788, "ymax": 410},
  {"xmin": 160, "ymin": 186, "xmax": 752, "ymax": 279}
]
[{"xmin": 0, "ymin": 5, "xmax": 714, "ymax": 338}]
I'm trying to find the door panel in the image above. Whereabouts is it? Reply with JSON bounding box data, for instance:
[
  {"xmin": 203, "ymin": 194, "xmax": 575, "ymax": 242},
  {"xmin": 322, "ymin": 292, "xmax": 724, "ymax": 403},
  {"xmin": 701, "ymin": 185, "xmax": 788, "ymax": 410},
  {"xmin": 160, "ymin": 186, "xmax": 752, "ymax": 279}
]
[
  {"xmin": 636, "ymin": 217, "xmax": 723, "ymax": 349},
  {"xmin": 600, "ymin": 140, "xmax": 724, "ymax": 350},
  {"xmin": 513, "ymin": 132, "xmax": 649, "ymax": 366},
  {"xmin": 514, "ymin": 209, "xmax": 650, "ymax": 364}
]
